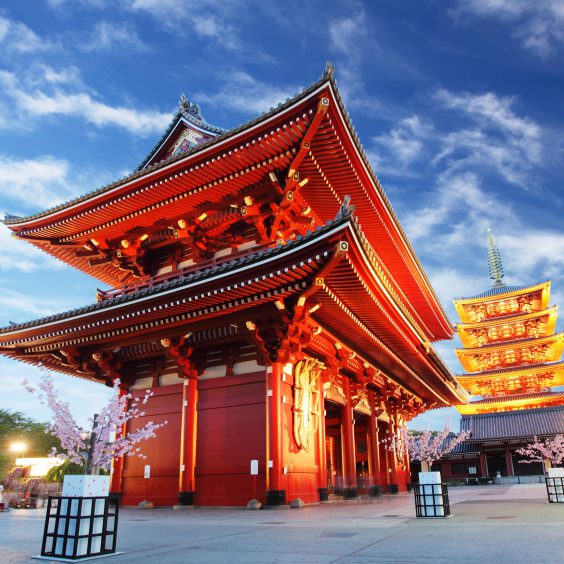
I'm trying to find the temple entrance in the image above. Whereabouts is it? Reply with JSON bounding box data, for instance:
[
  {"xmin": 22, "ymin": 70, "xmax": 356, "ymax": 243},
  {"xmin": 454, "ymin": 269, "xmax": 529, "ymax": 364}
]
[
  {"xmin": 324, "ymin": 400, "xmax": 344, "ymax": 494},
  {"xmin": 485, "ymin": 450, "xmax": 508, "ymax": 477},
  {"xmin": 512, "ymin": 451, "xmax": 544, "ymax": 475}
]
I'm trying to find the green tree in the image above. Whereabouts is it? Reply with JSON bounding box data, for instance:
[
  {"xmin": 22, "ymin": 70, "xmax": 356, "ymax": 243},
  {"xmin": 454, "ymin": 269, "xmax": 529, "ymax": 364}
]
[
  {"xmin": 45, "ymin": 460, "xmax": 85, "ymax": 483},
  {"xmin": 0, "ymin": 409, "xmax": 61, "ymax": 482}
]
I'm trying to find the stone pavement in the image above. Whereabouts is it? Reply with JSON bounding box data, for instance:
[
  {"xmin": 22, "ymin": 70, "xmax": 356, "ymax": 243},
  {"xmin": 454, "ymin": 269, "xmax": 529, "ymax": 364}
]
[{"xmin": 0, "ymin": 484, "xmax": 562, "ymax": 563}]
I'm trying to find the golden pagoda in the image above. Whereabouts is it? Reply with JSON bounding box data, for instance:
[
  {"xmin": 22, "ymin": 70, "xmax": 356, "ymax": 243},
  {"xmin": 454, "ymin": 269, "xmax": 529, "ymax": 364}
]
[{"xmin": 454, "ymin": 230, "xmax": 564, "ymax": 416}]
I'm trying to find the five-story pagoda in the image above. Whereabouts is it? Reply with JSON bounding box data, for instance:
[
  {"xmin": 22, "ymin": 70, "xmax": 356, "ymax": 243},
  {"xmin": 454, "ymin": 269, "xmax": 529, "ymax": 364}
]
[{"xmin": 445, "ymin": 231, "xmax": 564, "ymax": 479}]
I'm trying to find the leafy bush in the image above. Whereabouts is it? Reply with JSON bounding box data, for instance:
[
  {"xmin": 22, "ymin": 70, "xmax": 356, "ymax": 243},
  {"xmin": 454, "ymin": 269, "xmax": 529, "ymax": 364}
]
[{"xmin": 45, "ymin": 460, "xmax": 85, "ymax": 483}]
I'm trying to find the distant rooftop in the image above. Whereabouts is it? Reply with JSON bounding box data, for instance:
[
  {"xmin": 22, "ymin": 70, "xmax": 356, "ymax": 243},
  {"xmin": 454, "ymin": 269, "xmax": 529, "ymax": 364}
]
[{"xmin": 460, "ymin": 405, "xmax": 564, "ymax": 441}]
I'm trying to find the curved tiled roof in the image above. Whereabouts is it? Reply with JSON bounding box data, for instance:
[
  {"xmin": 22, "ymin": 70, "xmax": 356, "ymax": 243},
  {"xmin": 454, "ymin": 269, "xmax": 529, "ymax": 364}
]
[
  {"xmin": 0, "ymin": 215, "xmax": 346, "ymax": 336},
  {"xmin": 457, "ymin": 332, "xmax": 564, "ymax": 353},
  {"xmin": 460, "ymin": 405, "xmax": 564, "ymax": 440},
  {"xmin": 467, "ymin": 285, "xmax": 527, "ymax": 299},
  {"xmin": 135, "ymin": 100, "xmax": 227, "ymax": 172},
  {"xmin": 459, "ymin": 360, "xmax": 564, "ymax": 378},
  {"xmin": 470, "ymin": 391, "xmax": 564, "ymax": 405},
  {"xmin": 2, "ymin": 72, "xmax": 331, "ymax": 227},
  {"xmin": 455, "ymin": 282, "xmax": 549, "ymax": 302}
]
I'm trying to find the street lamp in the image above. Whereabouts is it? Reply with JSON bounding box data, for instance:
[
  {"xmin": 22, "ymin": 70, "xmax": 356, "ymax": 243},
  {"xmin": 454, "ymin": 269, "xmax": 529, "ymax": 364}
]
[{"xmin": 9, "ymin": 442, "xmax": 27, "ymax": 454}]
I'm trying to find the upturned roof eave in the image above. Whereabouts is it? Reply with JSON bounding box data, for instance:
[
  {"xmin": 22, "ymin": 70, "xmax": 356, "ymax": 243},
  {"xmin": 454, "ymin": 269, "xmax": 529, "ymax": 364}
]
[
  {"xmin": 456, "ymin": 305, "xmax": 558, "ymax": 330},
  {"xmin": 2, "ymin": 73, "xmax": 332, "ymax": 229},
  {"xmin": 453, "ymin": 281, "xmax": 551, "ymax": 305},
  {"xmin": 457, "ymin": 360, "xmax": 564, "ymax": 380},
  {"xmin": 0, "ymin": 215, "xmax": 349, "ymax": 338},
  {"xmin": 2, "ymin": 68, "xmax": 452, "ymax": 340}
]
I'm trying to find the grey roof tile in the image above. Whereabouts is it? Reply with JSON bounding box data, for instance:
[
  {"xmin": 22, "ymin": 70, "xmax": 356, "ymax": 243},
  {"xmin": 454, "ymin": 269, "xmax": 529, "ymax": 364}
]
[{"xmin": 460, "ymin": 405, "xmax": 564, "ymax": 440}]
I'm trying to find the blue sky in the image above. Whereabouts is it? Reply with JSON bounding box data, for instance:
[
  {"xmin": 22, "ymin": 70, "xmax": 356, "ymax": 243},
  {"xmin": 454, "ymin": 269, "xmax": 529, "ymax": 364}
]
[{"xmin": 1, "ymin": 0, "xmax": 563, "ymax": 431}]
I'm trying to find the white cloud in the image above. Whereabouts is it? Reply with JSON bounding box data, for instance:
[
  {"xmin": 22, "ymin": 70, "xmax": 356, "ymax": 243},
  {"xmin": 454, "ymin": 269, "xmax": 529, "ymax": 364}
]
[
  {"xmin": 329, "ymin": 12, "xmax": 367, "ymax": 59},
  {"xmin": 372, "ymin": 115, "xmax": 432, "ymax": 171},
  {"xmin": 81, "ymin": 20, "xmax": 148, "ymax": 51},
  {"xmin": 0, "ymin": 284, "xmax": 78, "ymax": 318},
  {"xmin": 0, "ymin": 16, "xmax": 56, "ymax": 53},
  {"xmin": 196, "ymin": 71, "xmax": 299, "ymax": 115},
  {"xmin": 127, "ymin": 0, "xmax": 244, "ymax": 49},
  {"xmin": 0, "ymin": 155, "xmax": 73, "ymax": 209},
  {"xmin": 496, "ymin": 230, "xmax": 564, "ymax": 278},
  {"xmin": 0, "ymin": 67, "xmax": 170, "ymax": 135},
  {"xmin": 0, "ymin": 152, "xmax": 120, "ymax": 273},
  {"xmin": 403, "ymin": 171, "xmax": 501, "ymax": 242},
  {"xmin": 433, "ymin": 90, "xmax": 541, "ymax": 186},
  {"xmin": 436, "ymin": 90, "xmax": 540, "ymax": 142},
  {"xmin": 0, "ymin": 225, "xmax": 64, "ymax": 273},
  {"xmin": 453, "ymin": 0, "xmax": 564, "ymax": 56},
  {"xmin": 191, "ymin": 15, "xmax": 241, "ymax": 50},
  {"xmin": 427, "ymin": 267, "xmax": 487, "ymax": 308}
]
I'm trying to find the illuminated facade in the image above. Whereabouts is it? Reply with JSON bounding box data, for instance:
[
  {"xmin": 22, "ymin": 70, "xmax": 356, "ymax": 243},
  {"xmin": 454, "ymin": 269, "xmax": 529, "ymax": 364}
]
[
  {"xmin": 0, "ymin": 67, "xmax": 466, "ymax": 506},
  {"xmin": 441, "ymin": 231, "xmax": 564, "ymax": 479}
]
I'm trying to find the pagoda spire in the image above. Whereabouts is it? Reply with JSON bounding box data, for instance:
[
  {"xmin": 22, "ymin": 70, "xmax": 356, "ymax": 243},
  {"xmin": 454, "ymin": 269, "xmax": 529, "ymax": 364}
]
[{"xmin": 486, "ymin": 228, "xmax": 505, "ymax": 288}]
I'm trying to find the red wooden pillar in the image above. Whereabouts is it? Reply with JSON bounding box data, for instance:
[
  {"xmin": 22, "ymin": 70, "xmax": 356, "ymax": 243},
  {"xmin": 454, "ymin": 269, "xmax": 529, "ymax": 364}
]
[
  {"xmin": 267, "ymin": 362, "xmax": 286, "ymax": 505},
  {"xmin": 378, "ymin": 420, "xmax": 389, "ymax": 487},
  {"xmin": 505, "ymin": 446, "xmax": 514, "ymax": 476},
  {"xmin": 479, "ymin": 448, "xmax": 488, "ymax": 477},
  {"xmin": 317, "ymin": 389, "xmax": 329, "ymax": 501},
  {"xmin": 341, "ymin": 378, "xmax": 358, "ymax": 498},
  {"xmin": 367, "ymin": 407, "xmax": 381, "ymax": 495},
  {"xmin": 387, "ymin": 419, "xmax": 399, "ymax": 493},
  {"xmin": 110, "ymin": 386, "xmax": 128, "ymax": 495},
  {"xmin": 178, "ymin": 376, "xmax": 198, "ymax": 505}
]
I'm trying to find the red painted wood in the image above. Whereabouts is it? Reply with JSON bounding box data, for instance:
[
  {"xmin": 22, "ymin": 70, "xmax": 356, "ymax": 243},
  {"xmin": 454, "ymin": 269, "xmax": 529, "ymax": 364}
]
[
  {"xmin": 121, "ymin": 385, "xmax": 182, "ymax": 506},
  {"xmin": 340, "ymin": 379, "xmax": 357, "ymax": 491},
  {"xmin": 179, "ymin": 377, "xmax": 198, "ymax": 493},
  {"xmin": 195, "ymin": 371, "xmax": 266, "ymax": 506},
  {"xmin": 367, "ymin": 410, "xmax": 380, "ymax": 487},
  {"xmin": 110, "ymin": 387, "xmax": 128, "ymax": 494},
  {"xmin": 269, "ymin": 362, "xmax": 283, "ymax": 494}
]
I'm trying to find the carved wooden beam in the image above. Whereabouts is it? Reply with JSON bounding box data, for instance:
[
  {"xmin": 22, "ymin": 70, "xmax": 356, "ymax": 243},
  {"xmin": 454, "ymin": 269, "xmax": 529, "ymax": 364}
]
[{"xmin": 161, "ymin": 336, "xmax": 198, "ymax": 379}]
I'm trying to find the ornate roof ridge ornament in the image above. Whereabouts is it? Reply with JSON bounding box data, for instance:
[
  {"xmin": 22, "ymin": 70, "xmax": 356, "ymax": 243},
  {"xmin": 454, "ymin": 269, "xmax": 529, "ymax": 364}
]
[
  {"xmin": 334, "ymin": 194, "xmax": 356, "ymax": 221},
  {"xmin": 179, "ymin": 94, "xmax": 204, "ymax": 122},
  {"xmin": 486, "ymin": 228, "xmax": 505, "ymax": 288}
]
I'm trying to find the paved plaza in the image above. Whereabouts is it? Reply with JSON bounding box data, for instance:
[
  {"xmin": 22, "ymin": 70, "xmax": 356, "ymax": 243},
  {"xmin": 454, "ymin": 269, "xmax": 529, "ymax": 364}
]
[{"xmin": 0, "ymin": 484, "xmax": 562, "ymax": 563}]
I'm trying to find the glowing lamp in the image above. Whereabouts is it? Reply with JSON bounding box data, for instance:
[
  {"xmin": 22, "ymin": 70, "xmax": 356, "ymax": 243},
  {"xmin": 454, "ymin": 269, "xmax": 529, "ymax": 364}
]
[{"xmin": 10, "ymin": 442, "xmax": 27, "ymax": 454}]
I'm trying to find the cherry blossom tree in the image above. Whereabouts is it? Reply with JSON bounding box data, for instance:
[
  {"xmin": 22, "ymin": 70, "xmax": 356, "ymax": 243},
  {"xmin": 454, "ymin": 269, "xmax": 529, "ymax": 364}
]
[
  {"xmin": 517, "ymin": 435, "xmax": 564, "ymax": 467},
  {"xmin": 23, "ymin": 369, "xmax": 167, "ymax": 474},
  {"xmin": 385, "ymin": 425, "xmax": 470, "ymax": 472}
]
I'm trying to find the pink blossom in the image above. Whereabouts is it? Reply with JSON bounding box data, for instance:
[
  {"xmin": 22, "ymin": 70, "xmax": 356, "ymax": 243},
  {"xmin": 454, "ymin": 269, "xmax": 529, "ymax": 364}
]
[
  {"xmin": 23, "ymin": 369, "xmax": 167, "ymax": 474},
  {"xmin": 383, "ymin": 423, "xmax": 470, "ymax": 465},
  {"xmin": 517, "ymin": 435, "xmax": 564, "ymax": 466}
]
